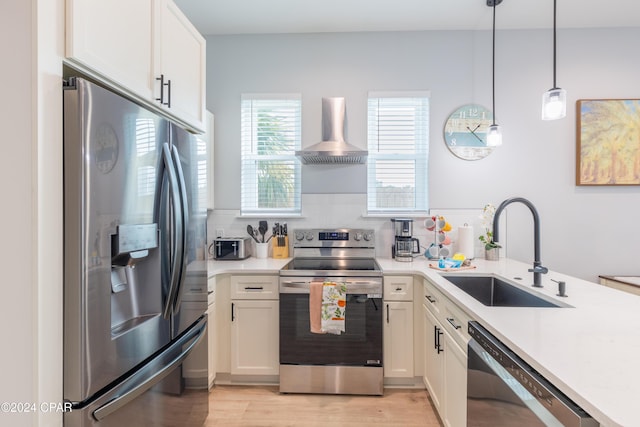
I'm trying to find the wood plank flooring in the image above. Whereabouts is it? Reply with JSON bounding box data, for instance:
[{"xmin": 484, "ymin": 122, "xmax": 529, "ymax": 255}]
[{"xmin": 205, "ymin": 385, "xmax": 443, "ymax": 427}]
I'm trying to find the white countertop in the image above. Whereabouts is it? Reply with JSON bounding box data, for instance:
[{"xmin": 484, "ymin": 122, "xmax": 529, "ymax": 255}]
[
  {"xmin": 208, "ymin": 256, "xmax": 640, "ymax": 426},
  {"xmin": 207, "ymin": 257, "xmax": 292, "ymax": 275}
]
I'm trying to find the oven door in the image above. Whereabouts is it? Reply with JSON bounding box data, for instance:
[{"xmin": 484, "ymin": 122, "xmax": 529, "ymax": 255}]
[{"xmin": 279, "ymin": 277, "xmax": 383, "ymax": 367}]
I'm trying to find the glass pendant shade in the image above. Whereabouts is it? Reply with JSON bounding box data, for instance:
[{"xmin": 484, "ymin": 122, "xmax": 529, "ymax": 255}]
[
  {"xmin": 486, "ymin": 124, "xmax": 502, "ymax": 147},
  {"xmin": 542, "ymin": 88, "xmax": 567, "ymax": 120}
]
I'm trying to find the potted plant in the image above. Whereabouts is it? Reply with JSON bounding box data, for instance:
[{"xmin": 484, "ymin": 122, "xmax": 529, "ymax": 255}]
[{"xmin": 479, "ymin": 204, "xmax": 501, "ymax": 260}]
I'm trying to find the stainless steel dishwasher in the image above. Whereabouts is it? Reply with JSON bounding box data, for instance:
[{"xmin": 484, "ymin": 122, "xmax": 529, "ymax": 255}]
[{"xmin": 467, "ymin": 322, "xmax": 599, "ymax": 427}]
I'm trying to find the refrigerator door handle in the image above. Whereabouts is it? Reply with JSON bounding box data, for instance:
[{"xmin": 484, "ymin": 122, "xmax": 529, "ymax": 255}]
[
  {"xmin": 169, "ymin": 144, "xmax": 189, "ymax": 315},
  {"xmin": 92, "ymin": 316, "xmax": 207, "ymax": 421},
  {"xmin": 156, "ymin": 143, "xmax": 184, "ymax": 319}
]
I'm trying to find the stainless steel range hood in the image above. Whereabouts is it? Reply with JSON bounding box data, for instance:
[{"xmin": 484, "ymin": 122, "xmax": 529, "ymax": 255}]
[{"xmin": 296, "ymin": 97, "xmax": 367, "ymax": 164}]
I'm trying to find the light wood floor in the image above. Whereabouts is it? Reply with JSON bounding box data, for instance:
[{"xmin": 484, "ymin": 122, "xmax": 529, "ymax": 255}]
[{"xmin": 205, "ymin": 385, "xmax": 443, "ymax": 427}]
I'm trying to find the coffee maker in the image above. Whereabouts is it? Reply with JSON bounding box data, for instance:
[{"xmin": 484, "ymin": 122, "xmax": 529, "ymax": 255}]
[{"xmin": 391, "ymin": 218, "xmax": 421, "ymax": 262}]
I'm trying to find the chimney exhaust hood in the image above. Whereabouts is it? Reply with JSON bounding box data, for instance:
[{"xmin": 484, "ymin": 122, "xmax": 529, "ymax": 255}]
[{"xmin": 296, "ymin": 97, "xmax": 367, "ymax": 164}]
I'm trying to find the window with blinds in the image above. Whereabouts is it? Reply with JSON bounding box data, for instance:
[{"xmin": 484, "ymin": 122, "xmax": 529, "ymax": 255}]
[
  {"xmin": 367, "ymin": 92, "xmax": 430, "ymax": 214},
  {"xmin": 241, "ymin": 94, "xmax": 301, "ymax": 215}
]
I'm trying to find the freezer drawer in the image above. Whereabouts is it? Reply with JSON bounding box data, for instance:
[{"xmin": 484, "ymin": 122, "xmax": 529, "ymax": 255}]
[{"xmin": 64, "ymin": 316, "xmax": 208, "ymax": 427}]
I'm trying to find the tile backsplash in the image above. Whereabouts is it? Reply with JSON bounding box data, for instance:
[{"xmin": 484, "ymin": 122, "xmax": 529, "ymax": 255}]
[{"xmin": 207, "ymin": 194, "xmax": 506, "ymax": 260}]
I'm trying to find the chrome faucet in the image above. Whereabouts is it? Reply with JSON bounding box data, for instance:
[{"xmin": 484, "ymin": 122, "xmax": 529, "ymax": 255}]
[{"xmin": 492, "ymin": 197, "xmax": 548, "ymax": 287}]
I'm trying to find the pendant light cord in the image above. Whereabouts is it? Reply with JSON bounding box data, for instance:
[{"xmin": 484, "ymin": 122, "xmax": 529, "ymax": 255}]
[
  {"xmin": 492, "ymin": 0, "xmax": 497, "ymax": 125},
  {"xmin": 552, "ymin": 0, "xmax": 557, "ymax": 89}
]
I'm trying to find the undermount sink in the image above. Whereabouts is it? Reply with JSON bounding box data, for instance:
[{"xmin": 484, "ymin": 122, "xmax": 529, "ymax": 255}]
[{"xmin": 443, "ymin": 275, "xmax": 564, "ymax": 308}]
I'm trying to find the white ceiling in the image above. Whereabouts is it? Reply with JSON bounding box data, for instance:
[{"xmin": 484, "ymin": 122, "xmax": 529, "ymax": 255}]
[{"xmin": 174, "ymin": 0, "xmax": 640, "ymax": 36}]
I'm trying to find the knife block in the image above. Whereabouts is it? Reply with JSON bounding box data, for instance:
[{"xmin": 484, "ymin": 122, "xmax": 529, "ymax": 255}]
[{"xmin": 272, "ymin": 236, "xmax": 289, "ymax": 259}]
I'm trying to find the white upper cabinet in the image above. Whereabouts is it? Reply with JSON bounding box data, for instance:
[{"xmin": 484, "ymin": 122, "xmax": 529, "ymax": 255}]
[
  {"xmin": 66, "ymin": 0, "xmax": 206, "ymax": 131},
  {"xmin": 155, "ymin": 0, "xmax": 206, "ymax": 129},
  {"xmin": 66, "ymin": 0, "xmax": 155, "ymax": 100}
]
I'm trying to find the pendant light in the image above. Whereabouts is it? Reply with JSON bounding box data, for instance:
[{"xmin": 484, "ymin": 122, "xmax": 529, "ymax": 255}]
[
  {"xmin": 541, "ymin": 0, "xmax": 566, "ymax": 120},
  {"xmin": 486, "ymin": 0, "xmax": 502, "ymax": 147}
]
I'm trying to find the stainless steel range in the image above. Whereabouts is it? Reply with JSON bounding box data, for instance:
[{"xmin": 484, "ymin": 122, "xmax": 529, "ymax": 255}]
[{"xmin": 279, "ymin": 228, "xmax": 383, "ymax": 396}]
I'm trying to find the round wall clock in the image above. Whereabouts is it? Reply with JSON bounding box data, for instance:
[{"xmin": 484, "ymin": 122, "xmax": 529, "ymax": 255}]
[{"xmin": 443, "ymin": 104, "xmax": 496, "ymax": 160}]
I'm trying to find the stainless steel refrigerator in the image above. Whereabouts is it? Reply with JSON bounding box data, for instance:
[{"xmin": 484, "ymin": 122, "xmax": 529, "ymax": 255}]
[{"xmin": 63, "ymin": 77, "xmax": 209, "ymax": 426}]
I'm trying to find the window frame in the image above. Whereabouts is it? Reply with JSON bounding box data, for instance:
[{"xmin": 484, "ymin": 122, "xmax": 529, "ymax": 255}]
[
  {"xmin": 240, "ymin": 93, "xmax": 302, "ymax": 216},
  {"xmin": 366, "ymin": 91, "xmax": 430, "ymax": 216}
]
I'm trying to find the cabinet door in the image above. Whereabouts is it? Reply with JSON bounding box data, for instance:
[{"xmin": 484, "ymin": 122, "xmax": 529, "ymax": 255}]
[
  {"xmin": 66, "ymin": 0, "xmax": 154, "ymax": 100},
  {"xmin": 182, "ymin": 301, "xmax": 212, "ymax": 388},
  {"xmin": 383, "ymin": 301, "xmax": 414, "ymax": 378},
  {"xmin": 443, "ymin": 333, "xmax": 467, "ymax": 427},
  {"xmin": 207, "ymin": 302, "xmax": 216, "ymax": 387},
  {"xmin": 230, "ymin": 300, "xmax": 279, "ymax": 375},
  {"xmin": 155, "ymin": 0, "xmax": 206, "ymax": 129},
  {"xmin": 423, "ymin": 305, "xmax": 444, "ymax": 412}
]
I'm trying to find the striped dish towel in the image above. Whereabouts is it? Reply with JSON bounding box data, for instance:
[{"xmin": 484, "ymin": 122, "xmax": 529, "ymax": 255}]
[{"xmin": 321, "ymin": 281, "xmax": 347, "ymax": 335}]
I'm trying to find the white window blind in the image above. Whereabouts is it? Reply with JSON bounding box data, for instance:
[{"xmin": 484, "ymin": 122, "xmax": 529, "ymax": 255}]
[
  {"xmin": 367, "ymin": 92, "xmax": 430, "ymax": 214},
  {"xmin": 241, "ymin": 94, "xmax": 301, "ymax": 215}
]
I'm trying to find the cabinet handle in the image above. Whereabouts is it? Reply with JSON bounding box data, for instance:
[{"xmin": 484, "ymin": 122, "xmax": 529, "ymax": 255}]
[
  {"xmin": 386, "ymin": 304, "xmax": 389, "ymax": 323},
  {"xmin": 446, "ymin": 317, "xmax": 462, "ymax": 330},
  {"xmin": 166, "ymin": 78, "xmax": 172, "ymax": 108},
  {"xmin": 244, "ymin": 286, "xmax": 264, "ymax": 291},
  {"xmin": 395, "ymin": 287, "xmax": 403, "ymax": 291},
  {"xmin": 155, "ymin": 74, "xmax": 171, "ymax": 107},
  {"xmin": 425, "ymin": 295, "xmax": 436, "ymax": 303},
  {"xmin": 156, "ymin": 74, "xmax": 165, "ymax": 104},
  {"xmin": 231, "ymin": 302, "xmax": 235, "ymax": 322},
  {"xmin": 436, "ymin": 327, "xmax": 444, "ymax": 354}
]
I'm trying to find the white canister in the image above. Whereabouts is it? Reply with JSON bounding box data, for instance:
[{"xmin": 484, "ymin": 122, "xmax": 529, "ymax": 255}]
[{"xmin": 255, "ymin": 242, "xmax": 269, "ymax": 259}]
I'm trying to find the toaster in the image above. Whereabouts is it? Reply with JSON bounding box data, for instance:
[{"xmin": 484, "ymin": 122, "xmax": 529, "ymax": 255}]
[{"xmin": 211, "ymin": 237, "xmax": 252, "ymax": 260}]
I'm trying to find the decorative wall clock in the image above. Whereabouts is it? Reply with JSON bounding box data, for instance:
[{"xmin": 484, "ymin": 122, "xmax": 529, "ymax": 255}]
[{"xmin": 443, "ymin": 104, "xmax": 496, "ymax": 160}]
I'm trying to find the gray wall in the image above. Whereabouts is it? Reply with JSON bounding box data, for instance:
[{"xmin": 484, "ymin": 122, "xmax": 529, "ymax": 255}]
[{"xmin": 206, "ymin": 28, "xmax": 640, "ymax": 282}]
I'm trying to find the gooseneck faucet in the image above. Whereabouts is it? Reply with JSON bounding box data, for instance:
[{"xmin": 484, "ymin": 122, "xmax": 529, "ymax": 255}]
[{"xmin": 492, "ymin": 197, "xmax": 548, "ymax": 287}]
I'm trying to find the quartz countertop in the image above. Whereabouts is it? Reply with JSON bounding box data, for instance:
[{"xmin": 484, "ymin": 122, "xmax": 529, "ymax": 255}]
[
  {"xmin": 207, "ymin": 256, "xmax": 639, "ymax": 426},
  {"xmin": 207, "ymin": 257, "xmax": 291, "ymax": 276}
]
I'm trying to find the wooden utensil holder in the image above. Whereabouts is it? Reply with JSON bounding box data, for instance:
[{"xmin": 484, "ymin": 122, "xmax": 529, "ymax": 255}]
[{"xmin": 272, "ymin": 236, "xmax": 289, "ymax": 259}]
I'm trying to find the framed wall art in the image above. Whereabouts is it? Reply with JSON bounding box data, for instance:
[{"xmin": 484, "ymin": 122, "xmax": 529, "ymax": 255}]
[{"xmin": 576, "ymin": 99, "xmax": 640, "ymax": 185}]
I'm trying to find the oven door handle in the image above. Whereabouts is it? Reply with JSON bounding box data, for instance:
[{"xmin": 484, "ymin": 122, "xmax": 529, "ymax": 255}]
[
  {"xmin": 347, "ymin": 280, "xmax": 382, "ymax": 286},
  {"xmin": 279, "ymin": 280, "xmax": 382, "ymax": 294},
  {"xmin": 280, "ymin": 280, "xmax": 309, "ymax": 288},
  {"xmin": 281, "ymin": 280, "xmax": 380, "ymax": 286},
  {"xmin": 280, "ymin": 281, "xmax": 311, "ymax": 293}
]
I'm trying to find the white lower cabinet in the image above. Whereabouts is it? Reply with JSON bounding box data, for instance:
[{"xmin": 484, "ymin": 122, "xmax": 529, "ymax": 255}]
[
  {"xmin": 182, "ymin": 279, "xmax": 216, "ymax": 389},
  {"xmin": 383, "ymin": 301, "xmax": 414, "ymax": 378},
  {"xmin": 383, "ymin": 275, "xmax": 414, "ymax": 380},
  {"xmin": 230, "ymin": 275, "xmax": 279, "ymax": 376},
  {"xmin": 423, "ymin": 304, "xmax": 444, "ymax": 412},
  {"xmin": 230, "ymin": 300, "xmax": 279, "ymax": 375},
  {"xmin": 443, "ymin": 332, "xmax": 467, "ymax": 427},
  {"xmin": 422, "ymin": 278, "xmax": 469, "ymax": 427}
]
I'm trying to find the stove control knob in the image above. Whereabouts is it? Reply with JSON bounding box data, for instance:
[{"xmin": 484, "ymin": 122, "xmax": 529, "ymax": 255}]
[
  {"xmin": 305, "ymin": 232, "xmax": 314, "ymax": 241},
  {"xmin": 363, "ymin": 232, "xmax": 373, "ymax": 241},
  {"xmin": 354, "ymin": 232, "xmax": 363, "ymax": 241},
  {"xmin": 295, "ymin": 231, "xmax": 305, "ymax": 241}
]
